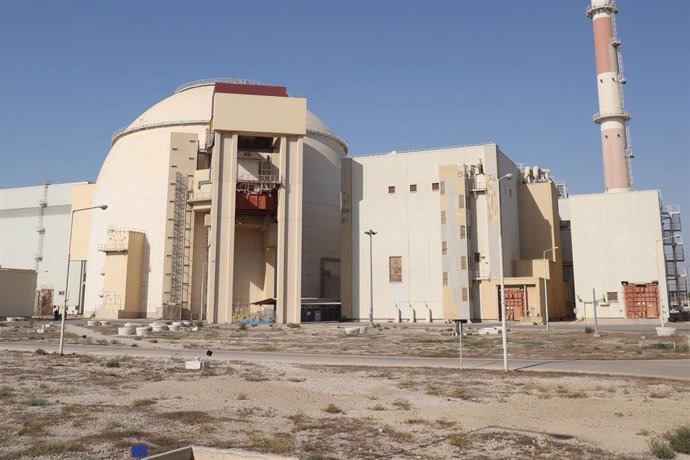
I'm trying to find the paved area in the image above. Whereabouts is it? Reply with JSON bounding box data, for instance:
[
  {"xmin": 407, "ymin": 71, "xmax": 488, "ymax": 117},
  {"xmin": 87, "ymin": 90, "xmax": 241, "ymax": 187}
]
[{"xmin": 2, "ymin": 341, "xmax": 688, "ymax": 381}]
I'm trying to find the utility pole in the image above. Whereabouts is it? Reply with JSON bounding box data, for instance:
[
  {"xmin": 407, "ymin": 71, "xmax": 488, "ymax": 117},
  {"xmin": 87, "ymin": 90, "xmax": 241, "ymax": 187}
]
[{"xmin": 364, "ymin": 229, "xmax": 377, "ymax": 325}]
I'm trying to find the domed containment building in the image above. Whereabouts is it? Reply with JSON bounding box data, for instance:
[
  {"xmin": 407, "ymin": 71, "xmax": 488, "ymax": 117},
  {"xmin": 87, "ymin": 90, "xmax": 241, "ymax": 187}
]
[{"xmin": 82, "ymin": 79, "xmax": 347, "ymax": 323}]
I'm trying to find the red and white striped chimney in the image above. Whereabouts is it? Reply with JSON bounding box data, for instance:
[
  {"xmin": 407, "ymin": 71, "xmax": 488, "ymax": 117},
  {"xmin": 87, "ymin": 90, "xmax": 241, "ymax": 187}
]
[{"xmin": 587, "ymin": 0, "xmax": 632, "ymax": 193}]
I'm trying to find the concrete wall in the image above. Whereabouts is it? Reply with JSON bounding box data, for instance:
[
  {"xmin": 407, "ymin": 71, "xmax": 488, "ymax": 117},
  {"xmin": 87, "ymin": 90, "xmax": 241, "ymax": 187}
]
[
  {"xmin": 568, "ymin": 190, "xmax": 667, "ymax": 319},
  {"xmin": 0, "ymin": 268, "xmax": 36, "ymax": 317}
]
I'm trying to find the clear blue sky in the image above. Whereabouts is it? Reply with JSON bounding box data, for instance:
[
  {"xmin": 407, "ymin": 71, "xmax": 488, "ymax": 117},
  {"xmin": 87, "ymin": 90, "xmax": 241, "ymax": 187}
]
[{"xmin": 1, "ymin": 1, "xmax": 688, "ymax": 241}]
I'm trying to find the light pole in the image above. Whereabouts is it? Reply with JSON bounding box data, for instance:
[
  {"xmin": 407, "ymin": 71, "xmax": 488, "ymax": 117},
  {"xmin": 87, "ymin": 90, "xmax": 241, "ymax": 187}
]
[
  {"xmin": 497, "ymin": 173, "xmax": 512, "ymax": 372},
  {"xmin": 364, "ymin": 229, "xmax": 377, "ymax": 325},
  {"xmin": 543, "ymin": 246, "xmax": 558, "ymax": 331},
  {"xmin": 59, "ymin": 204, "xmax": 108, "ymax": 355},
  {"xmin": 656, "ymin": 234, "xmax": 680, "ymax": 328}
]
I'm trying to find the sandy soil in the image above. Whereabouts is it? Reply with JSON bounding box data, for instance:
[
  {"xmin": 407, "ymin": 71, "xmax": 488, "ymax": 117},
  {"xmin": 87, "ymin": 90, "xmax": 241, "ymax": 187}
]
[
  {"xmin": 0, "ymin": 348, "xmax": 688, "ymax": 459},
  {"xmin": 2, "ymin": 320, "xmax": 689, "ymax": 361}
]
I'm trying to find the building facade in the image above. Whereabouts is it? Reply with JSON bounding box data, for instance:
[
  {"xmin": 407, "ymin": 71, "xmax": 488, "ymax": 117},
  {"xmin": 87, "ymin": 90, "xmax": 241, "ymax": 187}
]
[{"xmin": 341, "ymin": 144, "xmax": 568, "ymax": 323}]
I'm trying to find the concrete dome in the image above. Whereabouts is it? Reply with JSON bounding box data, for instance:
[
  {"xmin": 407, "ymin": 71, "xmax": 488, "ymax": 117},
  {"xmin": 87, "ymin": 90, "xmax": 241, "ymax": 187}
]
[{"xmin": 85, "ymin": 79, "xmax": 347, "ymax": 318}]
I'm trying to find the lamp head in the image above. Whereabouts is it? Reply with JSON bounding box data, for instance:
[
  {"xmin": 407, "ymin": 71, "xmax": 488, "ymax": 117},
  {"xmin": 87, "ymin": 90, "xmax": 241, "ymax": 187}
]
[{"xmin": 99, "ymin": 205, "xmax": 108, "ymax": 210}]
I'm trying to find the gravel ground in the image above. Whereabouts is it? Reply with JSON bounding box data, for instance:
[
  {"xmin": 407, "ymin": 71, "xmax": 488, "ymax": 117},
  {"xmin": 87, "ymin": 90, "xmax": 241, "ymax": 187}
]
[
  {"xmin": 2, "ymin": 320, "xmax": 688, "ymax": 361},
  {"xmin": 0, "ymin": 349, "xmax": 689, "ymax": 459}
]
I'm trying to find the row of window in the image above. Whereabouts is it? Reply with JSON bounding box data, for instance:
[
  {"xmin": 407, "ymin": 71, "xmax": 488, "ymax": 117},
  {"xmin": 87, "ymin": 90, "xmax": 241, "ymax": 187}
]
[{"xmin": 388, "ymin": 183, "xmax": 440, "ymax": 194}]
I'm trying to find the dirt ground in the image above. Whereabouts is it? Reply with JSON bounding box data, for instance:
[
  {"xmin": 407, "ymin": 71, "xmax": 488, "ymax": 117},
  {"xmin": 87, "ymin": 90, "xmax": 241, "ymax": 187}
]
[
  {"xmin": 2, "ymin": 320, "xmax": 689, "ymax": 361},
  {"xmin": 1, "ymin": 321, "xmax": 689, "ymax": 459},
  {"xmin": 0, "ymin": 347, "xmax": 689, "ymax": 459}
]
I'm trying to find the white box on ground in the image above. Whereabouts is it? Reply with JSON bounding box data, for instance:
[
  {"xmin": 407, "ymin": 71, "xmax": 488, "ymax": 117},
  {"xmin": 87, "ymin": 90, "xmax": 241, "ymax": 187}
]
[{"xmin": 185, "ymin": 360, "xmax": 210, "ymax": 370}]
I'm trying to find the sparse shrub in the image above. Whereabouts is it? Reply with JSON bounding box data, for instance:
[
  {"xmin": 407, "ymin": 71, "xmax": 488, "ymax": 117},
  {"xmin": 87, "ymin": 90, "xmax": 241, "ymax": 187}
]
[
  {"xmin": 130, "ymin": 343, "xmax": 139, "ymax": 347},
  {"xmin": 426, "ymin": 385, "xmax": 442, "ymax": 396},
  {"xmin": 23, "ymin": 440, "xmax": 84, "ymax": 456},
  {"xmin": 105, "ymin": 358, "xmax": 120, "ymax": 368},
  {"xmin": 305, "ymin": 454, "xmax": 325, "ymax": 460},
  {"xmin": 110, "ymin": 339, "xmax": 120, "ymax": 345},
  {"xmin": 149, "ymin": 339, "xmax": 158, "ymax": 343},
  {"xmin": 22, "ymin": 395, "xmax": 49, "ymax": 406},
  {"xmin": 649, "ymin": 438, "xmax": 676, "ymax": 459},
  {"xmin": 34, "ymin": 348, "xmax": 48, "ymax": 355},
  {"xmin": 398, "ymin": 380, "xmax": 416, "ymax": 389},
  {"xmin": 664, "ymin": 425, "xmax": 690, "ymax": 454},
  {"xmin": 248, "ymin": 433, "xmax": 294, "ymax": 454},
  {"xmin": 0, "ymin": 386, "xmax": 13, "ymax": 400},
  {"xmin": 387, "ymin": 429, "xmax": 413, "ymax": 443},
  {"xmin": 585, "ymin": 326, "xmax": 594, "ymax": 334},
  {"xmin": 132, "ymin": 398, "xmax": 156, "ymax": 407},
  {"xmin": 405, "ymin": 418, "xmax": 429, "ymax": 425},
  {"xmin": 448, "ymin": 433, "xmax": 471, "ymax": 448},
  {"xmin": 393, "ymin": 399, "xmax": 412, "ymax": 410},
  {"xmin": 287, "ymin": 323, "xmax": 300, "ymax": 329},
  {"xmin": 237, "ymin": 393, "xmax": 248, "ymax": 400},
  {"xmin": 322, "ymin": 403, "xmax": 343, "ymax": 414},
  {"xmin": 371, "ymin": 404, "xmax": 386, "ymax": 411}
]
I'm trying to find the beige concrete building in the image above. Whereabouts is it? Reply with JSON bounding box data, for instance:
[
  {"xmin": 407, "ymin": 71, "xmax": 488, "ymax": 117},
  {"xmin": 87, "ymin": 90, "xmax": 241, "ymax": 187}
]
[
  {"xmin": 341, "ymin": 144, "xmax": 568, "ymax": 323},
  {"xmin": 0, "ymin": 268, "xmax": 37, "ymax": 317},
  {"xmin": 78, "ymin": 79, "xmax": 347, "ymax": 323}
]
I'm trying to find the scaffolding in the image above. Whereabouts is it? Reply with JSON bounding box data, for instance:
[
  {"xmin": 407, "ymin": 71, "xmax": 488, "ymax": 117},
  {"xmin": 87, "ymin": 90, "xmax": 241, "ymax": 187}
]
[
  {"xmin": 169, "ymin": 172, "xmax": 190, "ymax": 308},
  {"xmin": 661, "ymin": 205, "xmax": 685, "ymax": 308}
]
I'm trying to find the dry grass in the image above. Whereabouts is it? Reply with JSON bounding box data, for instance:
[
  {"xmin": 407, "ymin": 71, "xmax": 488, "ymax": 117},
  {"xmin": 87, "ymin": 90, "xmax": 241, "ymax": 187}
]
[
  {"xmin": 248, "ymin": 433, "xmax": 294, "ymax": 454},
  {"xmin": 322, "ymin": 403, "xmax": 343, "ymax": 414}
]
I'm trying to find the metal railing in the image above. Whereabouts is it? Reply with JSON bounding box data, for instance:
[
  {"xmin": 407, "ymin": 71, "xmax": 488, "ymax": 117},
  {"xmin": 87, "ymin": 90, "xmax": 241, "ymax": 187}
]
[
  {"xmin": 592, "ymin": 110, "xmax": 631, "ymax": 123},
  {"xmin": 354, "ymin": 142, "xmax": 497, "ymax": 158},
  {"xmin": 307, "ymin": 127, "xmax": 349, "ymax": 152},
  {"xmin": 175, "ymin": 78, "xmax": 277, "ymax": 94},
  {"xmin": 98, "ymin": 243, "xmax": 128, "ymax": 253},
  {"xmin": 586, "ymin": 3, "xmax": 617, "ymax": 18},
  {"xmin": 112, "ymin": 120, "xmax": 210, "ymax": 145},
  {"xmin": 237, "ymin": 174, "xmax": 282, "ymax": 184}
]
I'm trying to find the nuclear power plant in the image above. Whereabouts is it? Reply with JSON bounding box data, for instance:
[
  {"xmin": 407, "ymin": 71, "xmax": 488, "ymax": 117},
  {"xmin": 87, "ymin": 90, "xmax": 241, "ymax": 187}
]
[{"xmin": 0, "ymin": 0, "xmax": 686, "ymax": 324}]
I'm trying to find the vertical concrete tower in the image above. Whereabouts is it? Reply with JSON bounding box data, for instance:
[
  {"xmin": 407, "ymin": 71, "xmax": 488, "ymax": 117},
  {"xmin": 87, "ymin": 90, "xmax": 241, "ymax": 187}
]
[{"xmin": 587, "ymin": 0, "xmax": 632, "ymax": 192}]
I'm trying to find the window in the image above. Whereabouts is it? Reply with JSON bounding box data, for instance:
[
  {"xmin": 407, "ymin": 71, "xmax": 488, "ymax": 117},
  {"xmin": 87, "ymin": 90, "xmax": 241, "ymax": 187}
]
[
  {"xmin": 409, "ymin": 184, "xmax": 417, "ymax": 192},
  {"xmin": 460, "ymin": 225, "xmax": 466, "ymax": 239},
  {"xmin": 462, "ymin": 287, "xmax": 468, "ymax": 302},
  {"xmin": 259, "ymin": 160, "xmax": 272, "ymax": 177},
  {"xmin": 560, "ymin": 221, "xmax": 571, "ymax": 231},
  {"xmin": 461, "ymin": 256, "xmax": 467, "ymax": 270},
  {"xmin": 458, "ymin": 194, "xmax": 465, "ymax": 209},
  {"xmin": 388, "ymin": 186, "xmax": 396, "ymax": 194},
  {"xmin": 607, "ymin": 292, "xmax": 618, "ymax": 302},
  {"xmin": 474, "ymin": 253, "xmax": 481, "ymax": 263},
  {"xmin": 432, "ymin": 182, "xmax": 440, "ymax": 191},
  {"xmin": 389, "ymin": 256, "xmax": 402, "ymax": 283},
  {"xmin": 441, "ymin": 211, "xmax": 446, "ymax": 225},
  {"xmin": 443, "ymin": 272, "xmax": 448, "ymax": 286},
  {"xmin": 442, "ymin": 241, "xmax": 448, "ymax": 255}
]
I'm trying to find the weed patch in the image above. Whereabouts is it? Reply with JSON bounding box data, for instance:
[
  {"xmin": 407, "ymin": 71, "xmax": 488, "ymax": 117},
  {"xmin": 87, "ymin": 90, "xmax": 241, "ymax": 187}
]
[
  {"xmin": 322, "ymin": 403, "xmax": 343, "ymax": 414},
  {"xmin": 664, "ymin": 425, "xmax": 690, "ymax": 454}
]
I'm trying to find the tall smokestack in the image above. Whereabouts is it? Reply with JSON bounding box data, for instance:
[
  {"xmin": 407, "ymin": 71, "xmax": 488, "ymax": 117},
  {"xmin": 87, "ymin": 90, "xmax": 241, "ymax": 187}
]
[{"xmin": 587, "ymin": 0, "xmax": 632, "ymax": 193}]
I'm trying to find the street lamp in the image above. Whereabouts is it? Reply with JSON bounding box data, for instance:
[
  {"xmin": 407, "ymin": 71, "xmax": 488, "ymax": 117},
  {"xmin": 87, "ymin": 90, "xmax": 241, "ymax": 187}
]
[
  {"xmin": 656, "ymin": 234, "xmax": 681, "ymax": 328},
  {"xmin": 543, "ymin": 246, "xmax": 558, "ymax": 331},
  {"xmin": 59, "ymin": 204, "xmax": 108, "ymax": 355},
  {"xmin": 497, "ymin": 173, "xmax": 512, "ymax": 372},
  {"xmin": 364, "ymin": 229, "xmax": 377, "ymax": 325}
]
